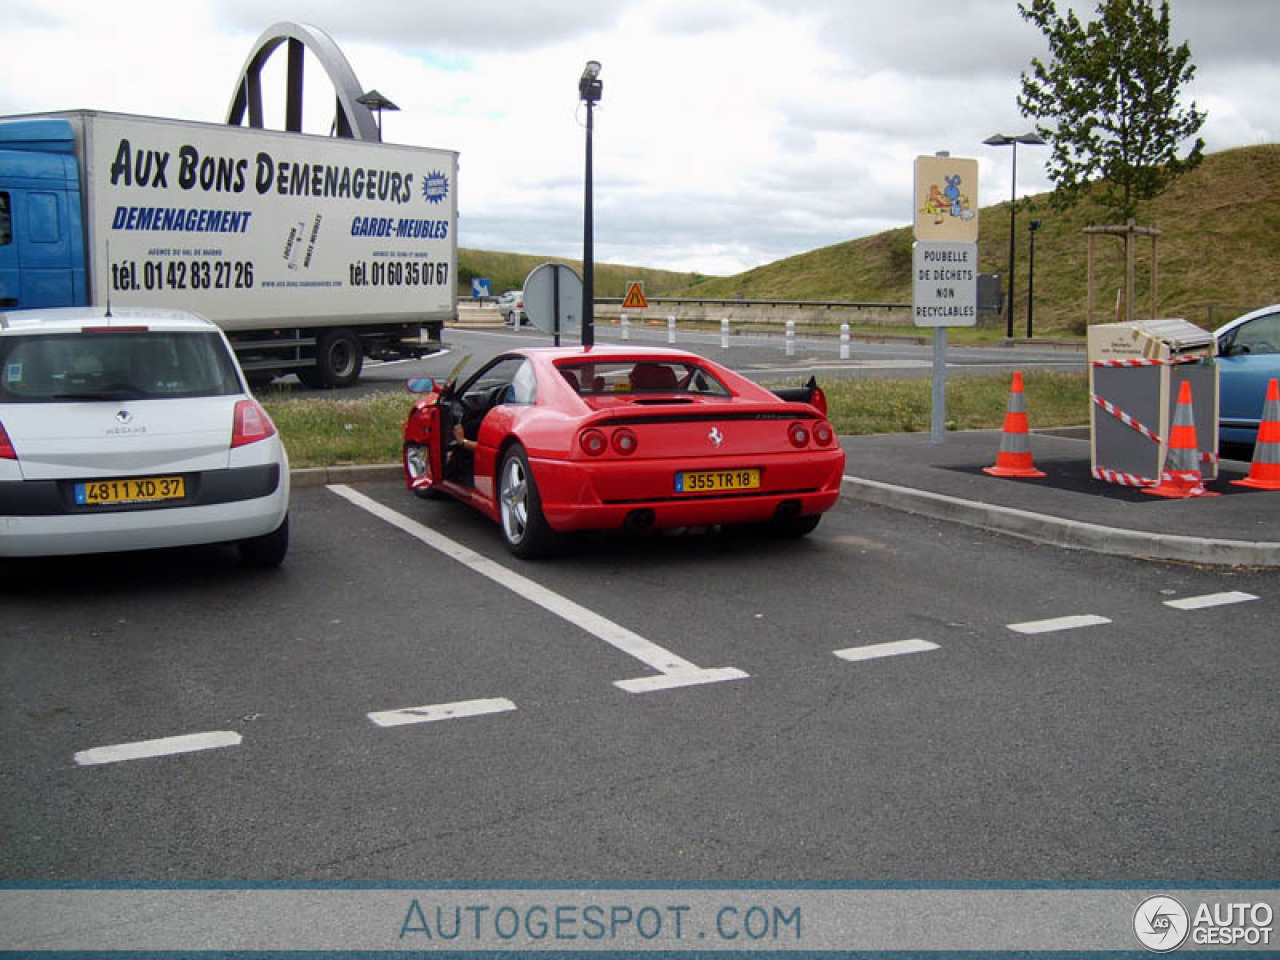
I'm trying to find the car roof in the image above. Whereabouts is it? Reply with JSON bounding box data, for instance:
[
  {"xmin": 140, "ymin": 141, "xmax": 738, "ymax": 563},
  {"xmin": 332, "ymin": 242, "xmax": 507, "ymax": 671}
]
[
  {"xmin": 1216, "ymin": 302, "xmax": 1280, "ymax": 336},
  {"xmin": 0, "ymin": 306, "xmax": 218, "ymax": 334}
]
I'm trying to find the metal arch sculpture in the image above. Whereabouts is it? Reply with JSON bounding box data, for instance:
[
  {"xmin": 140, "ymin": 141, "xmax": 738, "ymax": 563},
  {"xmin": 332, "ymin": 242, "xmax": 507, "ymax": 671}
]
[{"xmin": 227, "ymin": 21, "xmax": 380, "ymax": 141}]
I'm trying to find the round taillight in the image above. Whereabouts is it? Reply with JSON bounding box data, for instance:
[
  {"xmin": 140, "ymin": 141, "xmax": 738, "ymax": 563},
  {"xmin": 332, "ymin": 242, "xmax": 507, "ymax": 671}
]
[
  {"xmin": 612, "ymin": 428, "xmax": 638, "ymax": 456},
  {"xmin": 788, "ymin": 421, "xmax": 811, "ymax": 448},
  {"xmin": 813, "ymin": 421, "xmax": 834, "ymax": 446},
  {"xmin": 581, "ymin": 428, "xmax": 608, "ymax": 456}
]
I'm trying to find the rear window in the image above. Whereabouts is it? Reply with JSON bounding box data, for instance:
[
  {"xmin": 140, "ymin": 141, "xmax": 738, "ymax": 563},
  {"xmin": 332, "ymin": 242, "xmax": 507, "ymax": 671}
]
[
  {"xmin": 557, "ymin": 360, "xmax": 730, "ymax": 397},
  {"xmin": 0, "ymin": 330, "xmax": 242, "ymax": 402}
]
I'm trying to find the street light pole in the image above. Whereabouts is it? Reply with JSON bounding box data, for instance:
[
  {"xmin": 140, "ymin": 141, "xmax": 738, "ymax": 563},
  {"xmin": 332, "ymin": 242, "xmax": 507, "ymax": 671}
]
[
  {"xmin": 579, "ymin": 61, "xmax": 602, "ymax": 348},
  {"xmin": 356, "ymin": 90, "xmax": 399, "ymax": 142},
  {"xmin": 984, "ymin": 131, "xmax": 1045, "ymax": 339},
  {"xmin": 1027, "ymin": 219, "xmax": 1042, "ymax": 339}
]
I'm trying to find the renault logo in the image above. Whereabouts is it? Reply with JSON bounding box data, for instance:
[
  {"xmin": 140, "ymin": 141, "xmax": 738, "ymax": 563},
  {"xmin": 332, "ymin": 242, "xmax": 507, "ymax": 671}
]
[{"xmin": 708, "ymin": 426, "xmax": 724, "ymax": 447}]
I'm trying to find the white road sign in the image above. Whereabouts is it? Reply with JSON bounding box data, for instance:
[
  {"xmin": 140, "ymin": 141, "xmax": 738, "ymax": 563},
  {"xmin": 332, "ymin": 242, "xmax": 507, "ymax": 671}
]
[{"xmin": 912, "ymin": 241, "xmax": 978, "ymax": 327}]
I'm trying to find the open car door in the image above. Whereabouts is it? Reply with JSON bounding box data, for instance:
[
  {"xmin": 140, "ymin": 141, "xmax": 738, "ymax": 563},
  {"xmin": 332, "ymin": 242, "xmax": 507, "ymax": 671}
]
[
  {"xmin": 402, "ymin": 354, "xmax": 471, "ymax": 495},
  {"xmin": 403, "ymin": 377, "xmax": 447, "ymax": 495}
]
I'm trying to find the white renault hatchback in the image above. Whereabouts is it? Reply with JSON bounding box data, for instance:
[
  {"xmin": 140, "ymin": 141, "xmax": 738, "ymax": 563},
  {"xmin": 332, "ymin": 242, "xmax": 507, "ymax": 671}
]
[{"xmin": 0, "ymin": 307, "xmax": 290, "ymax": 565}]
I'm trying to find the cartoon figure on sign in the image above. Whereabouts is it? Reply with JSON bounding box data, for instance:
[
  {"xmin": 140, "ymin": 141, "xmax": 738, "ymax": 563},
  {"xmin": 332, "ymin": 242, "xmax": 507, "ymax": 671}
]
[
  {"xmin": 921, "ymin": 175, "xmax": 975, "ymax": 225},
  {"xmin": 944, "ymin": 174, "xmax": 975, "ymax": 221},
  {"xmin": 922, "ymin": 184, "xmax": 949, "ymax": 224}
]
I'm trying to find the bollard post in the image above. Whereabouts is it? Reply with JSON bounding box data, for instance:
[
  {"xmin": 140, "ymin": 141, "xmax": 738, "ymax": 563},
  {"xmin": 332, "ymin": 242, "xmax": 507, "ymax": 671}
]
[
  {"xmin": 721, "ymin": 317, "xmax": 730, "ymax": 350},
  {"xmin": 667, "ymin": 314, "xmax": 676, "ymax": 344},
  {"xmin": 785, "ymin": 318, "xmax": 796, "ymax": 357},
  {"xmin": 621, "ymin": 312, "xmax": 629, "ymax": 341},
  {"xmin": 839, "ymin": 323, "xmax": 850, "ymax": 360}
]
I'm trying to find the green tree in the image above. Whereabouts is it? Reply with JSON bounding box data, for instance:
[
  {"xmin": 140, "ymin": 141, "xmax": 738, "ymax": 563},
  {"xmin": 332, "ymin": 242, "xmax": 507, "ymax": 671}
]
[{"xmin": 1017, "ymin": 0, "xmax": 1206, "ymax": 221}]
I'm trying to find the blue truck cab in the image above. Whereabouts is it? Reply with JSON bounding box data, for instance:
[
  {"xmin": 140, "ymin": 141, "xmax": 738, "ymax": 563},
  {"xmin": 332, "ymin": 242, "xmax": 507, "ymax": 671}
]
[{"xmin": 0, "ymin": 118, "xmax": 87, "ymax": 310}]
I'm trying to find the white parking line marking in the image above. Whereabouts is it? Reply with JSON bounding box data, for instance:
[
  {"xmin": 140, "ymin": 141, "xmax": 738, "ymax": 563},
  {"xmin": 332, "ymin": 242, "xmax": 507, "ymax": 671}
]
[
  {"xmin": 834, "ymin": 638, "xmax": 940, "ymax": 662},
  {"xmin": 369, "ymin": 697, "xmax": 517, "ymax": 728},
  {"xmin": 615, "ymin": 667, "xmax": 749, "ymax": 693},
  {"xmin": 74, "ymin": 731, "xmax": 241, "ymax": 767},
  {"xmin": 1163, "ymin": 591, "xmax": 1259, "ymax": 611},
  {"xmin": 328, "ymin": 485, "xmax": 748, "ymax": 693},
  {"xmin": 1007, "ymin": 614, "xmax": 1112, "ymax": 635}
]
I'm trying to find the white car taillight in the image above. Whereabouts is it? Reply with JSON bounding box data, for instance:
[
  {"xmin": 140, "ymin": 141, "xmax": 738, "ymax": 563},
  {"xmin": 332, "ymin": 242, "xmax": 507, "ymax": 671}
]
[
  {"xmin": 231, "ymin": 399, "xmax": 277, "ymax": 448},
  {"xmin": 0, "ymin": 419, "xmax": 16, "ymax": 460}
]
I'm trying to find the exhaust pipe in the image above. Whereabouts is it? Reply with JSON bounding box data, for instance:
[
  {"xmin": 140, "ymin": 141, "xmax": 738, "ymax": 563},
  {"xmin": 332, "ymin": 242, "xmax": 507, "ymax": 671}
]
[
  {"xmin": 623, "ymin": 508, "xmax": 655, "ymax": 532},
  {"xmin": 773, "ymin": 499, "xmax": 802, "ymax": 521}
]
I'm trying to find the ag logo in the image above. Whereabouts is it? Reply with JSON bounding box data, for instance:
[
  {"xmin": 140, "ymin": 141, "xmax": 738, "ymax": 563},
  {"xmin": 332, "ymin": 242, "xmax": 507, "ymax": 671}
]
[{"xmin": 1134, "ymin": 895, "xmax": 1190, "ymax": 953}]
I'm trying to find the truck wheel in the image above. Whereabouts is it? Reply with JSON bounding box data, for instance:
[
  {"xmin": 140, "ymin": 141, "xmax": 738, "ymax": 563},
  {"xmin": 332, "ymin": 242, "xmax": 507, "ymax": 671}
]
[{"xmin": 312, "ymin": 329, "xmax": 363, "ymax": 388}]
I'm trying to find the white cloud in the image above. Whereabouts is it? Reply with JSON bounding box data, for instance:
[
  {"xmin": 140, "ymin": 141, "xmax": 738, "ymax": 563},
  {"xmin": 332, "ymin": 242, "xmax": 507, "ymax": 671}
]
[{"xmin": 0, "ymin": 0, "xmax": 1273, "ymax": 274}]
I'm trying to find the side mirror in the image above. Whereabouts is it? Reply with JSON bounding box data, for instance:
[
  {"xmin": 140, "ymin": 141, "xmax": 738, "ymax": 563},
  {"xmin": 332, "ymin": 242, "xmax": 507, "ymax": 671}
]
[{"xmin": 406, "ymin": 377, "xmax": 438, "ymax": 394}]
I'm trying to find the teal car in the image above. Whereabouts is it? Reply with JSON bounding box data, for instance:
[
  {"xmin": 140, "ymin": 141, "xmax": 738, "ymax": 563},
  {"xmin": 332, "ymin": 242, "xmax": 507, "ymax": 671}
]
[{"xmin": 1216, "ymin": 303, "xmax": 1280, "ymax": 447}]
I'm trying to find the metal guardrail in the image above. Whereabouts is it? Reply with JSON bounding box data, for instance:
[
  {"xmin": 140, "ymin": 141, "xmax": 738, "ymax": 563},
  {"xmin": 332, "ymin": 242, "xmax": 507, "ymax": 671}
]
[{"xmin": 598, "ymin": 297, "xmax": 911, "ymax": 310}]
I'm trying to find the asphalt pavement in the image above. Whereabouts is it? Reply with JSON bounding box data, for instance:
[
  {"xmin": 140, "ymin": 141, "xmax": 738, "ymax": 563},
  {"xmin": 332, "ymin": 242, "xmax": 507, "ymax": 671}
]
[
  {"xmin": 297, "ymin": 313, "xmax": 1280, "ymax": 568},
  {"xmin": 297, "ymin": 426, "xmax": 1279, "ymax": 569},
  {"xmin": 837, "ymin": 428, "xmax": 1279, "ymax": 568}
]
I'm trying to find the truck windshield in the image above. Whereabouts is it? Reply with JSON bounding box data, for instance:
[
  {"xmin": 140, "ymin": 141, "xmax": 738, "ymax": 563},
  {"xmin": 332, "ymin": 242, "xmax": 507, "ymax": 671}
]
[{"xmin": 0, "ymin": 331, "xmax": 242, "ymax": 402}]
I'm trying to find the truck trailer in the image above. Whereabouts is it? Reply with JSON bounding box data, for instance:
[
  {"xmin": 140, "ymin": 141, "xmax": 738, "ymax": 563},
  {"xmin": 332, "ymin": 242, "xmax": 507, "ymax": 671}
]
[{"xmin": 0, "ymin": 110, "xmax": 458, "ymax": 387}]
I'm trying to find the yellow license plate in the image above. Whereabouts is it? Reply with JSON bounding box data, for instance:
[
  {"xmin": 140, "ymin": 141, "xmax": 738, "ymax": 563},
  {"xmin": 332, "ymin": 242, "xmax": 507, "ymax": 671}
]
[
  {"xmin": 675, "ymin": 468, "xmax": 761, "ymax": 493},
  {"xmin": 76, "ymin": 476, "xmax": 186, "ymax": 505}
]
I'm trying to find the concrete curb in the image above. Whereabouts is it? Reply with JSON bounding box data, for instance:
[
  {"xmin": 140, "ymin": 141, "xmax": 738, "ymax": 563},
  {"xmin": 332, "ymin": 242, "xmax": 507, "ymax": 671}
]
[{"xmin": 840, "ymin": 475, "xmax": 1280, "ymax": 568}]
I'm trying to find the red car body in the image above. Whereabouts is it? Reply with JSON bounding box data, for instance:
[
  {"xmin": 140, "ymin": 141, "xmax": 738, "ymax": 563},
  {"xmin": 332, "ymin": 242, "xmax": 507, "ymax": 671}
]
[{"xmin": 402, "ymin": 346, "xmax": 844, "ymax": 557}]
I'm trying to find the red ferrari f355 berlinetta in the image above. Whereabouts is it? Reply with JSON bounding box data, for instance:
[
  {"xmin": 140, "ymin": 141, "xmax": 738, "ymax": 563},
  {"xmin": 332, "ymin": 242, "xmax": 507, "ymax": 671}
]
[{"xmin": 402, "ymin": 346, "xmax": 845, "ymax": 557}]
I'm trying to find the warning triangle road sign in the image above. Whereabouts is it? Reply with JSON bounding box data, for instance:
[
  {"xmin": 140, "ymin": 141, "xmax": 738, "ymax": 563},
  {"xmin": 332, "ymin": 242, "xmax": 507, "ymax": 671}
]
[{"xmin": 622, "ymin": 282, "xmax": 648, "ymax": 309}]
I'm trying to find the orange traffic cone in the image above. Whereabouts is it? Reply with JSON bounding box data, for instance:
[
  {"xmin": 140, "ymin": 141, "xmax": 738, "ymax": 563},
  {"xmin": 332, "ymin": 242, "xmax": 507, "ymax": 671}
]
[
  {"xmin": 984, "ymin": 371, "xmax": 1046, "ymax": 478},
  {"xmin": 1231, "ymin": 378, "xmax": 1280, "ymax": 490},
  {"xmin": 1145, "ymin": 380, "xmax": 1220, "ymax": 498}
]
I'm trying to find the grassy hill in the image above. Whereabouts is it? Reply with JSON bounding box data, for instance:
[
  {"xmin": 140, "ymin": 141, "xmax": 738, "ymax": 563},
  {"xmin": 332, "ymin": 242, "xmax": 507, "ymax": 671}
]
[
  {"xmin": 463, "ymin": 144, "xmax": 1280, "ymax": 337},
  {"xmin": 457, "ymin": 250, "xmax": 706, "ymax": 301}
]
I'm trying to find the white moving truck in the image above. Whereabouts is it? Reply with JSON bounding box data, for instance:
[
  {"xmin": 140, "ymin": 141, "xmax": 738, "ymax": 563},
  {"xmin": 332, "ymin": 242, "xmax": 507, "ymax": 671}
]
[{"xmin": 0, "ymin": 110, "xmax": 458, "ymax": 387}]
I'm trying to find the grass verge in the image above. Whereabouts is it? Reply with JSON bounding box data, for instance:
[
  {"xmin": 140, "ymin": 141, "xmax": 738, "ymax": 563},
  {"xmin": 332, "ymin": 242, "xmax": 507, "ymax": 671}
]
[{"xmin": 262, "ymin": 371, "xmax": 1091, "ymax": 470}]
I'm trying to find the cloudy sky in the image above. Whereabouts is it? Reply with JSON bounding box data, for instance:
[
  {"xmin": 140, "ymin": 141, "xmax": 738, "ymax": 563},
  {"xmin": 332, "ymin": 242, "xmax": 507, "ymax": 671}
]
[{"xmin": 3, "ymin": 0, "xmax": 1275, "ymax": 275}]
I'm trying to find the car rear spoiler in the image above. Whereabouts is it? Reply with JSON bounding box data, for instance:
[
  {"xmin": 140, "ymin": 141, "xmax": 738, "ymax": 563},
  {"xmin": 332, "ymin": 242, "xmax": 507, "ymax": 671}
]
[{"xmin": 770, "ymin": 376, "xmax": 828, "ymax": 415}]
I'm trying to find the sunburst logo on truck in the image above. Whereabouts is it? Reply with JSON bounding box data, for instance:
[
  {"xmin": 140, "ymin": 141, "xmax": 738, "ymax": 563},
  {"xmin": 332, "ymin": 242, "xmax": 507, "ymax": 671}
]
[{"xmin": 422, "ymin": 171, "xmax": 449, "ymax": 204}]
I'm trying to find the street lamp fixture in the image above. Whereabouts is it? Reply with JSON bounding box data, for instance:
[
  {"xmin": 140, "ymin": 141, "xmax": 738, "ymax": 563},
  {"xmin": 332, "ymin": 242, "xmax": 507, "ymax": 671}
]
[
  {"xmin": 579, "ymin": 60, "xmax": 602, "ymax": 347},
  {"xmin": 356, "ymin": 89, "xmax": 399, "ymax": 142},
  {"xmin": 579, "ymin": 60, "xmax": 602, "ymax": 100},
  {"xmin": 984, "ymin": 131, "xmax": 1045, "ymax": 338},
  {"xmin": 1027, "ymin": 219, "xmax": 1043, "ymax": 339}
]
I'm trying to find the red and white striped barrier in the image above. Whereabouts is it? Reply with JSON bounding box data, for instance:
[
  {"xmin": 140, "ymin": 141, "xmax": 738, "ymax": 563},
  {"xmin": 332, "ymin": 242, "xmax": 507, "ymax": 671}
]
[
  {"xmin": 1092, "ymin": 466, "xmax": 1157, "ymax": 487},
  {"xmin": 1092, "ymin": 393, "xmax": 1219, "ymax": 468},
  {"xmin": 1092, "ymin": 394, "xmax": 1161, "ymax": 444},
  {"xmin": 1091, "ymin": 355, "xmax": 1204, "ymax": 368}
]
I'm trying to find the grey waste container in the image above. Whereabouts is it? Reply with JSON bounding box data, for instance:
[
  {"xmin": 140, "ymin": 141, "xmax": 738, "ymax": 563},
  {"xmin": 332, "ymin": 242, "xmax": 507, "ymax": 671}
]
[{"xmin": 1087, "ymin": 317, "xmax": 1219, "ymax": 487}]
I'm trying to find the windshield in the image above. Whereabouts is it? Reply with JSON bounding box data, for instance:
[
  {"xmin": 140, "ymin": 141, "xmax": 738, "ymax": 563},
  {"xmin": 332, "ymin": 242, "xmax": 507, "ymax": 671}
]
[
  {"xmin": 0, "ymin": 330, "xmax": 243, "ymax": 402},
  {"xmin": 556, "ymin": 360, "xmax": 730, "ymax": 397}
]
